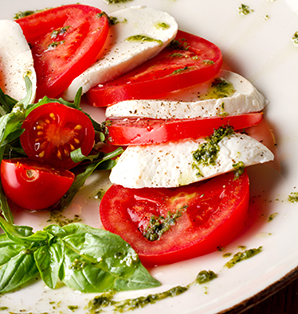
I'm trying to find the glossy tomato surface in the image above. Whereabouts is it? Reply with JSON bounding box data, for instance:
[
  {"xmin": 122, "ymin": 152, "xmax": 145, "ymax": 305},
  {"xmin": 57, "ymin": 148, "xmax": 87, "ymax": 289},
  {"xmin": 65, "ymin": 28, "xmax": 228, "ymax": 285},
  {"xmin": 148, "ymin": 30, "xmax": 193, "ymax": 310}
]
[
  {"xmin": 104, "ymin": 113, "xmax": 263, "ymax": 146},
  {"xmin": 100, "ymin": 171, "xmax": 250, "ymax": 266},
  {"xmin": 1, "ymin": 159, "xmax": 74, "ymax": 210},
  {"xmin": 16, "ymin": 4, "xmax": 109, "ymax": 99},
  {"xmin": 20, "ymin": 103, "xmax": 95, "ymax": 169},
  {"xmin": 87, "ymin": 30, "xmax": 223, "ymax": 107}
]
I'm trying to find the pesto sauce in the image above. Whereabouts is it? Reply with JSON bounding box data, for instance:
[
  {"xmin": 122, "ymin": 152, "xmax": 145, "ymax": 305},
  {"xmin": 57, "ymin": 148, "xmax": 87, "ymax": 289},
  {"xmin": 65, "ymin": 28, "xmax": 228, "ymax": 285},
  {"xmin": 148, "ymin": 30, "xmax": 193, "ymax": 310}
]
[
  {"xmin": 268, "ymin": 212, "xmax": 278, "ymax": 222},
  {"xmin": 105, "ymin": 0, "xmax": 133, "ymax": 4},
  {"xmin": 192, "ymin": 126, "xmax": 235, "ymax": 172},
  {"xmin": 155, "ymin": 22, "xmax": 170, "ymax": 30},
  {"xmin": 47, "ymin": 208, "xmax": 82, "ymax": 227},
  {"xmin": 288, "ymin": 192, "xmax": 298, "ymax": 203},
  {"xmin": 232, "ymin": 161, "xmax": 245, "ymax": 179},
  {"xmin": 125, "ymin": 35, "xmax": 163, "ymax": 46},
  {"xmin": 199, "ymin": 78, "xmax": 235, "ymax": 100},
  {"xmin": 292, "ymin": 32, "xmax": 298, "ymax": 47},
  {"xmin": 68, "ymin": 305, "xmax": 79, "ymax": 312},
  {"xmin": 171, "ymin": 66, "xmax": 189, "ymax": 75},
  {"xmin": 47, "ymin": 40, "xmax": 65, "ymax": 50},
  {"xmin": 51, "ymin": 26, "xmax": 70, "ymax": 38},
  {"xmin": 14, "ymin": 8, "xmax": 50, "ymax": 19},
  {"xmin": 87, "ymin": 270, "xmax": 217, "ymax": 313},
  {"xmin": 238, "ymin": 4, "xmax": 254, "ymax": 15},
  {"xmin": 224, "ymin": 246, "xmax": 262, "ymax": 268},
  {"xmin": 168, "ymin": 38, "xmax": 189, "ymax": 51},
  {"xmin": 143, "ymin": 208, "xmax": 185, "ymax": 241}
]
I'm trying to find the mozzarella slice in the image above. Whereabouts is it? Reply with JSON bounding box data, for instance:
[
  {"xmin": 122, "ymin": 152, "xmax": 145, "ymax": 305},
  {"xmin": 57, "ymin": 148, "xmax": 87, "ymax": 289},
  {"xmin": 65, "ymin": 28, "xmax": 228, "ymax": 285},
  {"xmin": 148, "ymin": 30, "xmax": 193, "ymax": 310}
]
[
  {"xmin": 110, "ymin": 133, "xmax": 274, "ymax": 188},
  {"xmin": 0, "ymin": 20, "xmax": 36, "ymax": 102},
  {"xmin": 106, "ymin": 70, "xmax": 266, "ymax": 119},
  {"xmin": 62, "ymin": 6, "xmax": 178, "ymax": 101}
]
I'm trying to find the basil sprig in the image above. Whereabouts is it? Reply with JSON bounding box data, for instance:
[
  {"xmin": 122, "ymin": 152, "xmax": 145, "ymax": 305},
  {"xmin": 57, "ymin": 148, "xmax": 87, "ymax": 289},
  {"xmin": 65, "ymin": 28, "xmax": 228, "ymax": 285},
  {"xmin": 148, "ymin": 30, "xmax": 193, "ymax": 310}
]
[
  {"xmin": 0, "ymin": 78, "xmax": 123, "ymax": 221},
  {"xmin": 0, "ymin": 216, "xmax": 160, "ymax": 293}
]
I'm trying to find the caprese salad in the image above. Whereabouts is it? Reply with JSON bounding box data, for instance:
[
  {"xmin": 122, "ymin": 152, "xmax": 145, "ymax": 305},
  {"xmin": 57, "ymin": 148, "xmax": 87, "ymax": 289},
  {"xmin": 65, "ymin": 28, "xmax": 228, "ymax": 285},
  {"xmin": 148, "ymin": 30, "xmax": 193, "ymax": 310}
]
[{"xmin": 0, "ymin": 3, "xmax": 275, "ymax": 294}]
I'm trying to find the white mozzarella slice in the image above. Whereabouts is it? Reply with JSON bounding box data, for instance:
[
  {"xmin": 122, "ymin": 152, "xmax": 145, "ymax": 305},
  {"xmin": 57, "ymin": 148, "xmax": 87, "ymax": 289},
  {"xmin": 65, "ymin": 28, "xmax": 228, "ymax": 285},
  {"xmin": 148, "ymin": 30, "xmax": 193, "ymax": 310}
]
[
  {"xmin": 62, "ymin": 6, "xmax": 178, "ymax": 101},
  {"xmin": 0, "ymin": 20, "xmax": 36, "ymax": 102},
  {"xmin": 106, "ymin": 70, "xmax": 266, "ymax": 119},
  {"xmin": 110, "ymin": 133, "xmax": 274, "ymax": 188}
]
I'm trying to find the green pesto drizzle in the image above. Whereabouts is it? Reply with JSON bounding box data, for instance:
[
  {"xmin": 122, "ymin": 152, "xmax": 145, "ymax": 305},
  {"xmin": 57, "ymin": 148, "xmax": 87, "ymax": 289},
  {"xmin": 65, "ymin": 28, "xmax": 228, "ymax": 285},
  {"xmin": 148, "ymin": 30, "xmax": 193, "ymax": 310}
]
[
  {"xmin": 238, "ymin": 4, "xmax": 254, "ymax": 15},
  {"xmin": 268, "ymin": 212, "xmax": 278, "ymax": 222},
  {"xmin": 168, "ymin": 38, "xmax": 189, "ymax": 50},
  {"xmin": 232, "ymin": 161, "xmax": 245, "ymax": 179},
  {"xmin": 143, "ymin": 208, "xmax": 186, "ymax": 241},
  {"xmin": 171, "ymin": 66, "xmax": 189, "ymax": 75},
  {"xmin": 87, "ymin": 270, "xmax": 217, "ymax": 313},
  {"xmin": 224, "ymin": 246, "xmax": 262, "ymax": 268},
  {"xmin": 155, "ymin": 22, "xmax": 170, "ymax": 30},
  {"xmin": 105, "ymin": 0, "xmax": 133, "ymax": 4},
  {"xmin": 223, "ymin": 253, "xmax": 232, "ymax": 258},
  {"xmin": 193, "ymin": 126, "xmax": 235, "ymax": 171},
  {"xmin": 51, "ymin": 26, "xmax": 70, "ymax": 38},
  {"xmin": 199, "ymin": 77, "xmax": 235, "ymax": 100},
  {"xmin": 125, "ymin": 35, "xmax": 163, "ymax": 46},
  {"xmin": 14, "ymin": 8, "xmax": 50, "ymax": 19},
  {"xmin": 219, "ymin": 102, "xmax": 229, "ymax": 117},
  {"xmin": 68, "ymin": 305, "xmax": 79, "ymax": 312},
  {"xmin": 108, "ymin": 16, "xmax": 128, "ymax": 26},
  {"xmin": 288, "ymin": 192, "xmax": 298, "ymax": 203},
  {"xmin": 47, "ymin": 40, "xmax": 65, "ymax": 50},
  {"xmin": 292, "ymin": 32, "xmax": 298, "ymax": 46},
  {"xmin": 202, "ymin": 60, "xmax": 215, "ymax": 65},
  {"xmin": 47, "ymin": 209, "xmax": 82, "ymax": 227}
]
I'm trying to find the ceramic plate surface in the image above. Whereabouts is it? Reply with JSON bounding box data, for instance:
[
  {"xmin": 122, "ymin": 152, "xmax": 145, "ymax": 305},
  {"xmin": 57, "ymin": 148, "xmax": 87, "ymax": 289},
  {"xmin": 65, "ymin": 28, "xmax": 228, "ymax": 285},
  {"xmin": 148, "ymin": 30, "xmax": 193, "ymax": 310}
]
[{"xmin": 0, "ymin": 0, "xmax": 297, "ymax": 313}]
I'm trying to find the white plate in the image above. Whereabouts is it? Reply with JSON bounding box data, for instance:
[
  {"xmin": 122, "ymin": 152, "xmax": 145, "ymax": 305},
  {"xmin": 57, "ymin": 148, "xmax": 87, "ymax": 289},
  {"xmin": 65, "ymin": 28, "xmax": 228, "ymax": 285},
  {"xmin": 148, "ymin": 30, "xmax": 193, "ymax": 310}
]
[{"xmin": 0, "ymin": 0, "xmax": 298, "ymax": 313}]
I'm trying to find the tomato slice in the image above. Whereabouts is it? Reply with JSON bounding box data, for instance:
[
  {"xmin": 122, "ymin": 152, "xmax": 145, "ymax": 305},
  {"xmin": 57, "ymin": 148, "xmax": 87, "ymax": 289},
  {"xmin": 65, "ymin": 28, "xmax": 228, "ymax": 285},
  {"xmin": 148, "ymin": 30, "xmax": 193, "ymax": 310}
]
[
  {"xmin": 16, "ymin": 4, "xmax": 109, "ymax": 99},
  {"xmin": 100, "ymin": 171, "xmax": 249, "ymax": 266},
  {"xmin": 1, "ymin": 158, "xmax": 74, "ymax": 210},
  {"xmin": 20, "ymin": 103, "xmax": 95, "ymax": 169},
  {"xmin": 104, "ymin": 113, "xmax": 263, "ymax": 146},
  {"xmin": 87, "ymin": 30, "xmax": 223, "ymax": 107}
]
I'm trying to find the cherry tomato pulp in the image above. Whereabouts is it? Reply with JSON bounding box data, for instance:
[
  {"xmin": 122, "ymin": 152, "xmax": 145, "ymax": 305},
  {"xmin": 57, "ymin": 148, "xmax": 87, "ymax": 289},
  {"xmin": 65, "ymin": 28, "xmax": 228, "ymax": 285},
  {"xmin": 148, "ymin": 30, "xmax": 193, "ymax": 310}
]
[
  {"xmin": 16, "ymin": 4, "xmax": 109, "ymax": 99},
  {"xmin": 87, "ymin": 30, "xmax": 223, "ymax": 107},
  {"xmin": 1, "ymin": 159, "xmax": 74, "ymax": 210},
  {"xmin": 20, "ymin": 103, "xmax": 95, "ymax": 169},
  {"xmin": 104, "ymin": 113, "xmax": 263, "ymax": 146},
  {"xmin": 100, "ymin": 171, "xmax": 250, "ymax": 266}
]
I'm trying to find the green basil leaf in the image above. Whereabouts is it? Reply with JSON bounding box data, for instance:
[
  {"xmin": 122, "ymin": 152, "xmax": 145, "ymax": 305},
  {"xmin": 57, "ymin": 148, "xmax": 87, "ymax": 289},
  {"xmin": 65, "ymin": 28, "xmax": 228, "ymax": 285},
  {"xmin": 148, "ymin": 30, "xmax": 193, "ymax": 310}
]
[
  {"xmin": 58, "ymin": 223, "xmax": 160, "ymax": 293},
  {"xmin": 0, "ymin": 250, "xmax": 39, "ymax": 293},
  {"xmin": 34, "ymin": 239, "xmax": 64, "ymax": 289},
  {"xmin": 0, "ymin": 216, "xmax": 47, "ymax": 245},
  {"xmin": 0, "ymin": 183, "xmax": 14, "ymax": 224},
  {"xmin": 0, "ymin": 88, "xmax": 17, "ymax": 115},
  {"xmin": 0, "ymin": 233, "xmax": 26, "ymax": 266},
  {"xmin": 59, "ymin": 148, "xmax": 123, "ymax": 210}
]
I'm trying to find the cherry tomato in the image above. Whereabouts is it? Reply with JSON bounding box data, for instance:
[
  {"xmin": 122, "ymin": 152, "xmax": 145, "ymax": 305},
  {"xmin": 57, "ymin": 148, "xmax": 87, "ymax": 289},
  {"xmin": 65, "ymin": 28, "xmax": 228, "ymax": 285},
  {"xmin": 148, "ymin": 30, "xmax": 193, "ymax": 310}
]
[
  {"xmin": 1, "ymin": 158, "xmax": 74, "ymax": 210},
  {"xmin": 16, "ymin": 4, "xmax": 109, "ymax": 99},
  {"xmin": 20, "ymin": 103, "xmax": 95, "ymax": 169},
  {"xmin": 104, "ymin": 113, "xmax": 263, "ymax": 146},
  {"xmin": 100, "ymin": 171, "xmax": 249, "ymax": 266},
  {"xmin": 87, "ymin": 30, "xmax": 223, "ymax": 107}
]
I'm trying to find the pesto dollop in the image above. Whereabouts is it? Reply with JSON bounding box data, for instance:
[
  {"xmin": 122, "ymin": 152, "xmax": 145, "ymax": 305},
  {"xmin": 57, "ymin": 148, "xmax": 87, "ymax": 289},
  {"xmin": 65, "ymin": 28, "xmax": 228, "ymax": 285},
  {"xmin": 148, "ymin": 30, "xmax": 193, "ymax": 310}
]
[
  {"xmin": 87, "ymin": 270, "xmax": 217, "ymax": 313},
  {"xmin": 155, "ymin": 22, "xmax": 170, "ymax": 30},
  {"xmin": 143, "ymin": 208, "xmax": 185, "ymax": 241},
  {"xmin": 224, "ymin": 246, "xmax": 262, "ymax": 268},
  {"xmin": 105, "ymin": 0, "xmax": 133, "ymax": 4},
  {"xmin": 199, "ymin": 78, "xmax": 235, "ymax": 100},
  {"xmin": 193, "ymin": 126, "xmax": 235, "ymax": 172},
  {"xmin": 292, "ymin": 32, "xmax": 298, "ymax": 47},
  {"xmin": 238, "ymin": 4, "xmax": 254, "ymax": 15},
  {"xmin": 125, "ymin": 35, "xmax": 163, "ymax": 46},
  {"xmin": 289, "ymin": 192, "xmax": 298, "ymax": 203},
  {"xmin": 268, "ymin": 212, "xmax": 278, "ymax": 222},
  {"xmin": 232, "ymin": 161, "xmax": 245, "ymax": 179}
]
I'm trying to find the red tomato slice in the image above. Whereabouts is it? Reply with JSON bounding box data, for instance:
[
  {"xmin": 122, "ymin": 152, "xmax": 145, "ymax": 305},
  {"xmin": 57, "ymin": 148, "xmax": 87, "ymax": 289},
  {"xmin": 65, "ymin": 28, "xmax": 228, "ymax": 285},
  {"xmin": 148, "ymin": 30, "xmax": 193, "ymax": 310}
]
[
  {"xmin": 100, "ymin": 171, "xmax": 249, "ymax": 266},
  {"xmin": 87, "ymin": 30, "xmax": 223, "ymax": 107},
  {"xmin": 1, "ymin": 158, "xmax": 74, "ymax": 210},
  {"xmin": 20, "ymin": 103, "xmax": 95, "ymax": 169},
  {"xmin": 16, "ymin": 4, "xmax": 109, "ymax": 99},
  {"xmin": 104, "ymin": 113, "xmax": 263, "ymax": 145}
]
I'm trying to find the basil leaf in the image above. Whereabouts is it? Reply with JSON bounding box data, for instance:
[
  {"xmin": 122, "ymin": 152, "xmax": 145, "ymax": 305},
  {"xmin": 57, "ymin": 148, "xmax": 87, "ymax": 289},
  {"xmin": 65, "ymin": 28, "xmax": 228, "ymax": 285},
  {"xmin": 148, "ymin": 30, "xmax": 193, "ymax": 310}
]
[
  {"xmin": 0, "ymin": 216, "xmax": 47, "ymax": 245},
  {"xmin": 59, "ymin": 148, "xmax": 123, "ymax": 210},
  {"xmin": 0, "ymin": 233, "xmax": 26, "ymax": 265},
  {"xmin": 34, "ymin": 239, "xmax": 64, "ymax": 289},
  {"xmin": 58, "ymin": 223, "xmax": 160, "ymax": 292},
  {"xmin": 0, "ymin": 250, "xmax": 39, "ymax": 293},
  {"xmin": 0, "ymin": 88, "xmax": 17, "ymax": 115},
  {"xmin": 0, "ymin": 183, "xmax": 14, "ymax": 224}
]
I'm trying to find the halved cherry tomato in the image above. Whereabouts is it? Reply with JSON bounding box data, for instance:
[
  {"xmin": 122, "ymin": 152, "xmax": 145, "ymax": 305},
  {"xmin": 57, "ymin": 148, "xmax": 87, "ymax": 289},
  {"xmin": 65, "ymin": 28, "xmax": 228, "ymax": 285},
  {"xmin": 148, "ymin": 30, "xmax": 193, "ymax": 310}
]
[
  {"xmin": 104, "ymin": 113, "xmax": 263, "ymax": 146},
  {"xmin": 16, "ymin": 4, "xmax": 109, "ymax": 99},
  {"xmin": 87, "ymin": 30, "xmax": 223, "ymax": 107},
  {"xmin": 1, "ymin": 158, "xmax": 74, "ymax": 210},
  {"xmin": 20, "ymin": 103, "xmax": 95, "ymax": 169},
  {"xmin": 100, "ymin": 171, "xmax": 249, "ymax": 266}
]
